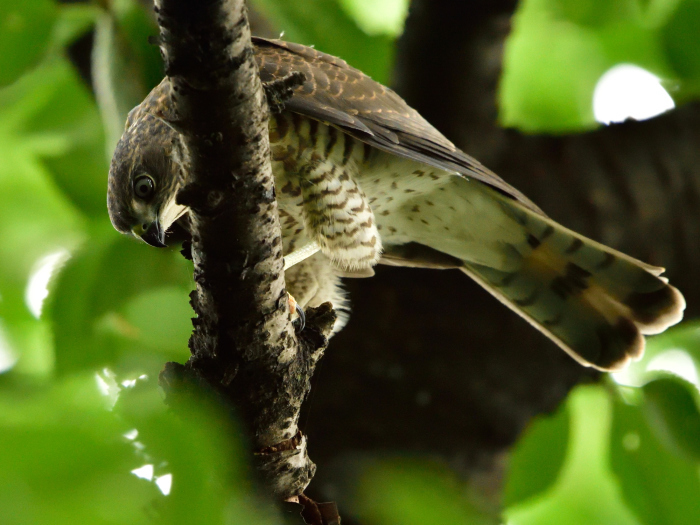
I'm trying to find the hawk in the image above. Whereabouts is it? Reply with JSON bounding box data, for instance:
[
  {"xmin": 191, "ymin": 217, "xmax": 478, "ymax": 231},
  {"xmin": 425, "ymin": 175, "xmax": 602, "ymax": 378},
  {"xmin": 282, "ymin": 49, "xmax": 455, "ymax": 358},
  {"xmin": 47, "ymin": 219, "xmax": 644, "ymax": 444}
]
[{"xmin": 108, "ymin": 37, "xmax": 685, "ymax": 371}]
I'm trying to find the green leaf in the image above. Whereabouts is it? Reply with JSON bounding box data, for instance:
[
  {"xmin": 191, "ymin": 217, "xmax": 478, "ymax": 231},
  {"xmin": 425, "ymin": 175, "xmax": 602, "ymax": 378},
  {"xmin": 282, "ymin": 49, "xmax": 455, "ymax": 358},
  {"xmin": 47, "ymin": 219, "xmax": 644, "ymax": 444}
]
[
  {"xmin": 501, "ymin": 0, "xmax": 682, "ymax": 131},
  {"xmin": 92, "ymin": 9, "xmax": 149, "ymax": 157},
  {"xmin": 611, "ymin": 321, "xmax": 700, "ymax": 389},
  {"xmin": 118, "ymin": 286, "xmax": 194, "ymax": 352},
  {"xmin": 0, "ymin": 374, "xmax": 158, "ymax": 525},
  {"xmin": 549, "ymin": 0, "xmax": 640, "ymax": 27},
  {"xmin": 661, "ymin": 0, "xmax": 700, "ymax": 91},
  {"xmin": 611, "ymin": 388, "xmax": 700, "ymax": 525},
  {"xmin": 337, "ymin": 0, "xmax": 409, "ymax": 37},
  {"xmin": 250, "ymin": 0, "xmax": 394, "ymax": 84},
  {"xmin": 111, "ymin": 0, "xmax": 164, "ymax": 92},
  {"xmin": 0, "ymin": 0, "xmax": 57, "ymax": 87},
  {"xmin": 503, "ymin": 400, "xmax": 569, "ymax": 507},
  {"xmin": 351, "ymin": 458, "xmax": 494, "ymax": 525},
  {"xmin": 13, "ymin": 58, "xmax": 110, "ymax": 218},
  {"xmin": 52, "ymin": 3, "xmax": 100, "ymax": 50},
  {"xmin": 115, "ymin": 377, "xmax": 276, "ymax": 525},
  {"xmin": 505, "ymin": 386, "xmax": 641, "ymax": 525},
  {"xmin": 642, "ymin": 376, "xmax": 700, "ymax": 461},
  {"xmin": 0, "ymin": 58, "xmax": 90, "ymax": 375},
  {"xmin": 501, "ymin": 4, "xmax": 609, "ymax": 132},
  {"xmin": 46, "ymin": 221, "xmax": 193, "ymax": 376}
]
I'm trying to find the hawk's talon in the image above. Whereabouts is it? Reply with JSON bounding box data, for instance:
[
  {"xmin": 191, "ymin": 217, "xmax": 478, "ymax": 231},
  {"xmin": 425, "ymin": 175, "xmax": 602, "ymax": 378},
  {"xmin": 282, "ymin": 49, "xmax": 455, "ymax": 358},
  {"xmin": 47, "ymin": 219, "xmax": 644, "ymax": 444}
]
[{"xmin": 294, "ymin": 304, "xmax": 306, "ymax": 332}]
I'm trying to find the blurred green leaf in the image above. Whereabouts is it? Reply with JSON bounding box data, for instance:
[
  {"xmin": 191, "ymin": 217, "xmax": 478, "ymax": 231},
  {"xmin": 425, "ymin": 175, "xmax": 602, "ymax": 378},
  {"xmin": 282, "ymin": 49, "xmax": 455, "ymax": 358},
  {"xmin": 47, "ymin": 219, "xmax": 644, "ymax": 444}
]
[
  {"xmin": 646, "ymin": 321, "xmax": 700, "ymax": 356},
  {"xmin": 115, "ymin": 376, "xmax": 276, "ymax": 525},
  {"xmin": 0, "ymin": 58, "xmax": 89, "ymax": 375},
  {"xmin": 0, "ymin": 61, "xmax": 87, "ymax": 287},
  {"xmin": 642, "ymin": 375, "xmax": 700, "ymax": 461},
  {"xmin": 352, "ymin": 458, "xmax": 494, "ymax": 525},
  {"xmin": 47, "ymin": 221, "xmax": 193, "ymax": 376},
  {"xmin": 0, "ymin": 0, "xmax": 57, "ymax": 87},
  {"xmin": 612, "ymin": 321, "xmax": 700, "ymax": 389},
  {"xmin": 501, "ymin": 0, "xmax": 686, "ymax": 131},
  {"xmin": 337, "ymin": 0, "xmax": 408, "ymax": 37},
  {"xmin": 93, "ymin": 9, "xmax": 149, "ymax": 156},
  {"xmin": 52, "ymin": 3, "xmax": 100, "ymax": 50},
  {"xmin": 504, "ymin": 400, "xmax": 569, "ymax": 507},
  {"xmin": 119, "ymin": 286, "xmax": 194, "ymax": 352},
  {"xmin": 250, "ymin": 0, "xmax": 394, "ymax": 84},
  {"xmin": 12, "ymin": 57, "xmax": 110, "ymax": 218},
  {"xmin": 111, "ymin": 0, "xmax": 164, "ymax": 92},
  {"xmin": 501, "ymin": 4, "xmax": 608, "ymax": 132},
  {"xmin": 0, "ymin": 374, "xmax": 158, "ymax": 525},
  {"xmin": 611, "ymin": 388, "xmax": 700, "ymax": 525},
  {"xmin": 506, "ymin": 386, "xmax": 641, "ymax": 525},
  {"xmin": 661, "ymin": 0, "xmax": 700, "ymax": 95},
  {"xmin": 550, "ymin": 0, "xmax": 639, "ymax": 26}
]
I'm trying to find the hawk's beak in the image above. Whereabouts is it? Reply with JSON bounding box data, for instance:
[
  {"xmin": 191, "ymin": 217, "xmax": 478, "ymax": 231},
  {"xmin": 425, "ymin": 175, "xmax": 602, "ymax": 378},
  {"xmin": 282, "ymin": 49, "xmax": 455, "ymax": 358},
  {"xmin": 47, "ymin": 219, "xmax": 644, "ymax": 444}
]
[{"xmin": 141, "ymin": 221, "xmax": 167, "ymax": 248}]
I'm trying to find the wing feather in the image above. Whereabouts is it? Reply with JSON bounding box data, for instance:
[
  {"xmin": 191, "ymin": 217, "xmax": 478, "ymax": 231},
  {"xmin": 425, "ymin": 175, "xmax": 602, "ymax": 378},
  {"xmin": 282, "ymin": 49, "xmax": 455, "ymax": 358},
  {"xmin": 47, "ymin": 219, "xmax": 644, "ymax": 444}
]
[{"xmin": 253, "ymin": 36, "xmax": 543, "ymax": 214}]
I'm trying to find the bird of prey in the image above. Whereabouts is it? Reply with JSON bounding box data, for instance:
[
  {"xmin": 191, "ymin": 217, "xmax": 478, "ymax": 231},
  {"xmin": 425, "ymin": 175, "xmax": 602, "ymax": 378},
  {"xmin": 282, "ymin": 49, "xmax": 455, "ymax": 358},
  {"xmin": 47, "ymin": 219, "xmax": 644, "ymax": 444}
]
[{"xmin": 108, "ymin": 37, "xmax": 685, "ymax": 371}]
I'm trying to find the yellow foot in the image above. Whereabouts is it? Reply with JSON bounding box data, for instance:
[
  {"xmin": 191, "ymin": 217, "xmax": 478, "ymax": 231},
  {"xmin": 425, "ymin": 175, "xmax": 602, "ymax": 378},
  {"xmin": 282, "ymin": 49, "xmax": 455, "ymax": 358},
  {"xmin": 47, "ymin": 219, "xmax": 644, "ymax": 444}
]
[{"xmin": 288, "ymin": 293, "xmax": 306, "ymax": 331}]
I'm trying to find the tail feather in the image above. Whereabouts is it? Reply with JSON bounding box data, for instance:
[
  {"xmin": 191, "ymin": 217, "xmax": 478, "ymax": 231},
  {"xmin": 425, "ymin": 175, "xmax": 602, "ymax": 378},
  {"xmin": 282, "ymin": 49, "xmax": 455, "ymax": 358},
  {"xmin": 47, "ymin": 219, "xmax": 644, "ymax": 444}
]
[
  {"xmin": 381, "ymin": 174, "xmax": 685, "ymax": 371},
  {"xmin": 460, "ymin": 196, "xmax": 685, "ymax": 371}
]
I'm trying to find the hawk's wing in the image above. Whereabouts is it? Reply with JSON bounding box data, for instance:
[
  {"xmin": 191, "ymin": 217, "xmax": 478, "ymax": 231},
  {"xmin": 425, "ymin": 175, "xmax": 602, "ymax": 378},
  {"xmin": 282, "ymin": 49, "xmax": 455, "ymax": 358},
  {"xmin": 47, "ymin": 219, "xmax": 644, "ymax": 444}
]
[{"xmin": 253, "ymin": 37, "xmax": 543, "ymax": 214}]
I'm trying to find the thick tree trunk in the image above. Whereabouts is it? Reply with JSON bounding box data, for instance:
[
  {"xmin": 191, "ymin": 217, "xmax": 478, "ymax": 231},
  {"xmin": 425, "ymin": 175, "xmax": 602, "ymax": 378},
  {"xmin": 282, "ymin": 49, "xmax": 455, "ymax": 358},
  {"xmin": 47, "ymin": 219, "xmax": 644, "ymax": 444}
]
[{"xmin": 153, "ymin": 0, "xmax": 335, "ymax": 506}]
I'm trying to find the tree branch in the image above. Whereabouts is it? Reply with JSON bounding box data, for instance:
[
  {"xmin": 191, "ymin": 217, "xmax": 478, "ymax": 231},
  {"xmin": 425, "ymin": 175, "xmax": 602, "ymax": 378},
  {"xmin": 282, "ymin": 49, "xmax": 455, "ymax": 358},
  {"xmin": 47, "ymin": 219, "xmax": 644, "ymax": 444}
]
[{"xmin": 153, "ymin": 0, "xmax": 335, "ymax": 501}]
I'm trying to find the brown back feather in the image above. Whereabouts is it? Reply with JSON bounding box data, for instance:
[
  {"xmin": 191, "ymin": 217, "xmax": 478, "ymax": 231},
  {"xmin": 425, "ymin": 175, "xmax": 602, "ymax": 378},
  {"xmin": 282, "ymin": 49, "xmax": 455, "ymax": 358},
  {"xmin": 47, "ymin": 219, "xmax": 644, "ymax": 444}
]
[{"xmin": 252, "ymin": 37, "xmax": 542, "ymax": 213}]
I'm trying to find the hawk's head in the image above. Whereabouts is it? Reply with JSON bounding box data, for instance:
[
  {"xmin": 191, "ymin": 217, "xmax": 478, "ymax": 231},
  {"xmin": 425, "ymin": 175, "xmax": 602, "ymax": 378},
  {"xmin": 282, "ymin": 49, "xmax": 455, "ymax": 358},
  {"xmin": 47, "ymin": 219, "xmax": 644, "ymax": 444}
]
[{"xmin": 107, "ymin": 86, "xmax": 189, "ymax": 247}]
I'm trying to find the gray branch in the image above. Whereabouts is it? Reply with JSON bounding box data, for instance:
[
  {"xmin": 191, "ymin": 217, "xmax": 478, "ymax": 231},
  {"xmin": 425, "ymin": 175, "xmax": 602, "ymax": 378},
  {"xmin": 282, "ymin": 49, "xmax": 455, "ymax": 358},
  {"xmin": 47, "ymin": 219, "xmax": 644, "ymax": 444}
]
[{"xmin": 153, "ymin": 0, "xmax": 335, "ymax": 500}]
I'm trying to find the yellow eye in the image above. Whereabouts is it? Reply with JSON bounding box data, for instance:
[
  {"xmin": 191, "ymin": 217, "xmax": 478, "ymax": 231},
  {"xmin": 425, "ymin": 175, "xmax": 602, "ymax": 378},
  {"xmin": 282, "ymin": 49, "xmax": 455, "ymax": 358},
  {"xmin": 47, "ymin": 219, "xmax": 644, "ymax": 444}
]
[{"xmin": 133, "ymin": 175, "xmax": 155, "ymax": 201}]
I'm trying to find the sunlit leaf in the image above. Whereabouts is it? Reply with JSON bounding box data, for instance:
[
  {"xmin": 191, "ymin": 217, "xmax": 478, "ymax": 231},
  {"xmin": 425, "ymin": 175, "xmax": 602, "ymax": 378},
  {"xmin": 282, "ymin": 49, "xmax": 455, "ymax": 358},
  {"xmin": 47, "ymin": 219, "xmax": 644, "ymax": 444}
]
[
  {"xmin": 506, "ymin": 386, "xmax": 641, "ymax": 525},
  {"xmin": 612, "ymin": 322, "xmax": 700, "ymax": 389},
  {"xmin": 0, "ymin": 0, "xmax": 57, "ymax": 86},
  {"xmin": 501, "ymin": 0, "xmax": 684, "ymax": 131},
  {"xmin": 0, "ymin": 60, "xmax": 88, "ymax": 375},
  {"xmin": 661, "ymin": 0, "xmax": 700, "ymax": 94},
  {"xmin": 250, "ymin": 0, "xmax": 394, "ymax": 84},
  {"xmin": 504, "ymin": 401, "xmax": 569, "ymax": 507},
  {"xmin": 337, "ymin": 0, "xmax": 409, "ymax": 37},
  {"xmin": 501, "ymin": 4, "xmax": 608, "ymax": 131},
  {"xmin": 642, "ymin": 375, "xmax": 700, "ymax": 461},
  {"xmin": 115, "ymin": 377, "xmax": 276, "ymax": 525},
  {"xmin": 0, "ymin": 374, "xmax": 157, "ymax": 525},
  {"xmin": 611, "ymin": 389, "xmax": 700, "ymax": 525},
  {"xmin": 46, "ymin": 221, "xmax": 193, "ymax": 376}
]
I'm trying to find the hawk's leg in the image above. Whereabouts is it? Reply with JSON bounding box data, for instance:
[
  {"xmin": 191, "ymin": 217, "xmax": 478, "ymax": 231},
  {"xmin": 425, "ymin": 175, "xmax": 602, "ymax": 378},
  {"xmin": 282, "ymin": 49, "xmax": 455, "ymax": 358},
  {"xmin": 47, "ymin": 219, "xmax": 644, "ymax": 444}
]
[
  {"xmin": 287, "ymin": 294, "xmax": 305, "ymax": 331},
  {"xmin": 299, "ymin": 153, "xmax": 382, "ymax": 271},
  {"xmin": 284, "ymin": 252, "xmax": 349, "ymax": 335},
  {"xmin": 269, "ymin": 113, "xmax": 381, "ymax": 271}
]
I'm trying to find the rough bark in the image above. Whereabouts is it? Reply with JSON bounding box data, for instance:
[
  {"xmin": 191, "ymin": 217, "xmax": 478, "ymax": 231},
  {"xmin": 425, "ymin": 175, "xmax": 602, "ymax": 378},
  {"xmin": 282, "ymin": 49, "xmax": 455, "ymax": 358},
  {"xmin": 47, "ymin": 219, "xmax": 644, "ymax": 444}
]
[{"xmin": 153, "ymin": 0, "xmax": 335, "ymax": 502}]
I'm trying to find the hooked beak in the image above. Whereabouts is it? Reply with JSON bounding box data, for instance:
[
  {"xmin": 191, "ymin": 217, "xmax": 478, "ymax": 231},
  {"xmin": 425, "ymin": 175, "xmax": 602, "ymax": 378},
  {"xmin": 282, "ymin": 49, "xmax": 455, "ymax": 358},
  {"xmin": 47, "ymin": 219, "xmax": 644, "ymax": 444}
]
[{"xmin": 141, "ymin": 221, "xmax": 167, "ymax": 248}]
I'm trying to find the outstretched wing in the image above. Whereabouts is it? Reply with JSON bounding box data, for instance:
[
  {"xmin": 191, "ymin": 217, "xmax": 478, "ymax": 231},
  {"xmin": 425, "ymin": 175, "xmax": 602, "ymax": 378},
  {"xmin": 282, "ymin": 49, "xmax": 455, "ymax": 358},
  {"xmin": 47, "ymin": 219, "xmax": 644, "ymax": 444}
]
[{"xmin": 253, "ymin": 36, "xmax": 543, "ymax": 214}]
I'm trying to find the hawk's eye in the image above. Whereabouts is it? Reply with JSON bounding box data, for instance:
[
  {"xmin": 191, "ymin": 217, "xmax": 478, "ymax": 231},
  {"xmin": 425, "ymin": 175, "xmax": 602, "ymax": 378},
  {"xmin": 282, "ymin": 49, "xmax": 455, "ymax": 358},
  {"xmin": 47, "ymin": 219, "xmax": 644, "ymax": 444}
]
[{"xmin": 133, "ymin": 175, "xmax": 155, "ymax": 201}]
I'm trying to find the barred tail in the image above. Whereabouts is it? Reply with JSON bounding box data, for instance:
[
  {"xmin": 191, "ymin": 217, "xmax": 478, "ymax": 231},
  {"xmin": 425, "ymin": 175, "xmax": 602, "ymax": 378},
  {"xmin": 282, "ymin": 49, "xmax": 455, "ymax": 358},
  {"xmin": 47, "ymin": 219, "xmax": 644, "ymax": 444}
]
[{"xmin": 460, "ymin": 204, "xmax": 685, "ymax": 371}]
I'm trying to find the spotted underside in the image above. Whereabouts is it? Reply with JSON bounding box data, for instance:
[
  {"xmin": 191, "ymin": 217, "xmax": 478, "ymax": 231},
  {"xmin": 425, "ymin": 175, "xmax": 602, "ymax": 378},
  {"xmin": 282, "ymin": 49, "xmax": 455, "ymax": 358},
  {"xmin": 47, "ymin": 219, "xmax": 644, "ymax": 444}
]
[{"xmin": 268, "ymin": 109, "xmax": 684, "ymax": 371}]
